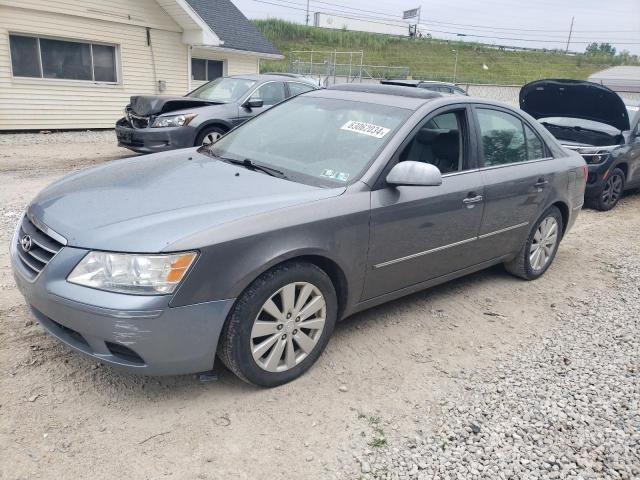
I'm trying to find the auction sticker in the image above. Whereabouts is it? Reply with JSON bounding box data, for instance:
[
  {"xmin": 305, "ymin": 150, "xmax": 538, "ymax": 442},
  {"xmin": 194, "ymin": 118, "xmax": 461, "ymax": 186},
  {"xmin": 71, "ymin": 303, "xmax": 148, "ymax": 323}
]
[{"xmin": 341, "ymin": 120, "xmax": 390, "ymax": 139}]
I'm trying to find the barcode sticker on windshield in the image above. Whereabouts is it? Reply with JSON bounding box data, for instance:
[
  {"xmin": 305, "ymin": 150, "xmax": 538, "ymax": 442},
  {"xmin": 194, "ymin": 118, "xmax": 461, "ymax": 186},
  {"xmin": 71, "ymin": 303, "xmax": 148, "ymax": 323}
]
[{"xmin": 341, "ymin": 121, "xmax": 390, "ymax": 139}]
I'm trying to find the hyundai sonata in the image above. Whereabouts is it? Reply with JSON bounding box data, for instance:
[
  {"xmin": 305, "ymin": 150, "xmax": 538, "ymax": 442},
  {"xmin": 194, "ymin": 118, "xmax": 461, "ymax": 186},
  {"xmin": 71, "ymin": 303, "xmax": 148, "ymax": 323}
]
[{"xmin": 11, "ymin": 84, "xmax": 586, "ymax": 386}]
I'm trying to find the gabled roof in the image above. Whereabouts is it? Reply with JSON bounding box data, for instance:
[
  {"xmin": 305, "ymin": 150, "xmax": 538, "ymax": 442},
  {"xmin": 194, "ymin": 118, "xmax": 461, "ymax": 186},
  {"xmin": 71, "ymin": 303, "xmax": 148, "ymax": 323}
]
[{"xmin": 185, "ymin": 0, "xmax": 280, "ymax": 56}]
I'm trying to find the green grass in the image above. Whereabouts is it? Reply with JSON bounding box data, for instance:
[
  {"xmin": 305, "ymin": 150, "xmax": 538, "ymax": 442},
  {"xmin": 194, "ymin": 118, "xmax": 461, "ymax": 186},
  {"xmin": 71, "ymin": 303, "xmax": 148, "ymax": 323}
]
[{"xmin": 255, "ymin": 19, "xmax": 637, "ymax": 85}]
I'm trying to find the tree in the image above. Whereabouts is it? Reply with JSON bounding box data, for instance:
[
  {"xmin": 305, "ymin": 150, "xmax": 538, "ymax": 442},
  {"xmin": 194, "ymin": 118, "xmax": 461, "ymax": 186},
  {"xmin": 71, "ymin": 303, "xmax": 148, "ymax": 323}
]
[{"xmin": 585, "ymin": 42, "xmax": 616, "ymax": 57}]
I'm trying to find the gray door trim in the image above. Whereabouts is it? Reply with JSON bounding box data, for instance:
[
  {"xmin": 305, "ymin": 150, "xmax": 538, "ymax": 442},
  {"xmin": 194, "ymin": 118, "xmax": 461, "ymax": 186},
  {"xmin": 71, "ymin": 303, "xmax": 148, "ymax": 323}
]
[
  {"xmin": 477, "ymin": 222, "xmax": 529, "ymax": 239},
  {"xmin": 374, "ymin": 221, "xmax": 530, "ymax": 269},
  {"xmin": 374, "ymin": 237, "xmax": 477, "ymax": 269}
]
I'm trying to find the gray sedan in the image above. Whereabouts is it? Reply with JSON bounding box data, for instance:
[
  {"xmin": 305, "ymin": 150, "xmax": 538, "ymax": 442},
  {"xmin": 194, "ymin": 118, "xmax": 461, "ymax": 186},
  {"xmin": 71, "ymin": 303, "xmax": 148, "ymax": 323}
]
[
  {"xmin": 11, "ymin": 85, "xmax": 586, "ymax": 386},
  {"xmin": 115, "ymin": 74, "xmax": 319, "ymax": 153}
]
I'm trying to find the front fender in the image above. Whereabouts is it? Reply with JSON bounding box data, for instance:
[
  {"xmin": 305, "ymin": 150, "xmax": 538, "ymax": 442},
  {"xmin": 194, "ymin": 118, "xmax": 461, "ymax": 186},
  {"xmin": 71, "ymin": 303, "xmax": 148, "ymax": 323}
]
[{"xmin": 169, "ymin": 193, "xmax": 371, "ymax": 310}]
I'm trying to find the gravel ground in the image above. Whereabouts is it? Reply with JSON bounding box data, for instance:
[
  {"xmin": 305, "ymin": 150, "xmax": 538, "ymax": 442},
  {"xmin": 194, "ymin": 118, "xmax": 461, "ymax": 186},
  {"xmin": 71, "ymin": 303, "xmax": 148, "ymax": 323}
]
[
  {"xmin": 1, "ymin": 131, "xmax": 639, "ymax": 479},
  {"xmin": 347, "ymin": 251, "xmax": 640, "ymax": 479},
  {"xmin": 0, "ymin": 130, "xmax": 115, "ymax": 146}
]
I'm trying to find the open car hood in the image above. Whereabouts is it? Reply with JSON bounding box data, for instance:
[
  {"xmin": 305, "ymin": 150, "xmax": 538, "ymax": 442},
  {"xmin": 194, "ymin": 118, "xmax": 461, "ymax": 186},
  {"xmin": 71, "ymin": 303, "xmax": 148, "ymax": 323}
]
[
  {"xmin": 520, "ymin": 79, "xmax": 630, "ymax": 132},
  {"xmin": 128, "ymin": 96, "xmax": 218, "ymax": 116}
]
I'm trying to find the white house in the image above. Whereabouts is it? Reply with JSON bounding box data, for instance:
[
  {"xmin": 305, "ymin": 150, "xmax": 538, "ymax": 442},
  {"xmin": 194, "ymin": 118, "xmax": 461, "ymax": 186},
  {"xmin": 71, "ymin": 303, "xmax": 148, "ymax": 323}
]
[{"xmin": 0, "ymin": 0, "xmax": 282, "ymax": 130}]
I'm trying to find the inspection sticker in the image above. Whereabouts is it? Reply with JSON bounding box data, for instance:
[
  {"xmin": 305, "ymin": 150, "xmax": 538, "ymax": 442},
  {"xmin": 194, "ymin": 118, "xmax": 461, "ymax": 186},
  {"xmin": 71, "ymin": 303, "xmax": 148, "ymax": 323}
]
[{"xmin": 341, "ymin": 120, "xmax": 390, "ymax": 139}]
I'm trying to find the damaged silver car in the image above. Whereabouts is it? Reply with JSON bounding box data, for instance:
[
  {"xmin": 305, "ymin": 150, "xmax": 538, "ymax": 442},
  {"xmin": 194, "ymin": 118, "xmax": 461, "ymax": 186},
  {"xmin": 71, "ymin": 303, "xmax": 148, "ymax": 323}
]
[{"xmin": 115, "ymin": 74, "xmax": 319, "ymax": 153}]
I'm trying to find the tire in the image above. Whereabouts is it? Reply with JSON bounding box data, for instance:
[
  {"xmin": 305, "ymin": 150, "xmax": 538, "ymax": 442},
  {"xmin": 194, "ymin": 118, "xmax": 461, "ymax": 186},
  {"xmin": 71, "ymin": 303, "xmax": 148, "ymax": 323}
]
[
  {"xmin": 505, "ymin": 206, "xmax": 563, "ymax": 280},
  {"xmin": 588, "ymin": 167, "xmax": 625, "ymax": 212},
  {"xmin": 218, "ymin": 261, "xmax": 338, "ymax": 387},
  {"xmin": 195, "ymin": 126, "xmax": 226, "ymax": 147}
]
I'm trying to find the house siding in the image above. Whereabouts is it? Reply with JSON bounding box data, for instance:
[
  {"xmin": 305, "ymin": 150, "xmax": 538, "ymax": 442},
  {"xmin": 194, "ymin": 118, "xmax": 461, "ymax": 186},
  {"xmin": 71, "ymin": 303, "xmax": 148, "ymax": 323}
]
[
  {"xmin": 0, "ymin": 1, "xmax": 266, "ymax": 130},
  {"xmin": 190, "ymin": 47, "xmax": 259, "ymax": 90},
  {"xmin": 0, "ymin": 2, "xmax": 188, "ymax": 130}
]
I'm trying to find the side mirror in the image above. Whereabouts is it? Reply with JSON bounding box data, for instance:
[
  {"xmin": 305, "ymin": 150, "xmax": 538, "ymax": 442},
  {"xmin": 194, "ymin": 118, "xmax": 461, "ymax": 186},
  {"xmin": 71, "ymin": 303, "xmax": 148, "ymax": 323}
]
[
  {"xmin": 386, "ymin": 161, "xmax": 443, "ymax": 187},
  {"xmin": 243, "ymin": 98, "xmax": 264, "ymax": 109}
]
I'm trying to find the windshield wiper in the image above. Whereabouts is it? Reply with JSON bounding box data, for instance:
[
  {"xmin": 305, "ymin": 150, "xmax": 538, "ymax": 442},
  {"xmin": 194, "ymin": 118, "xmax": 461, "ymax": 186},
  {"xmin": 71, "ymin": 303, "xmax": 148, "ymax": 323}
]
[{"xmin": 220, "ymin": 156, "xmax": 286, "ymax": 178}]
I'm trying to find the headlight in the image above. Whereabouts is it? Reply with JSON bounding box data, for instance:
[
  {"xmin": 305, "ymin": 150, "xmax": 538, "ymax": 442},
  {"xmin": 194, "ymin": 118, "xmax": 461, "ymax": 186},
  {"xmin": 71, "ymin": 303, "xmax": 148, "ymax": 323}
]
[
  {"xmin": 152, "ymin": 113, "xmax": 197, "ymax": 128},
  {"xmin": 67, "ymin": 251, "xmax": 197, "ymax": 295},
  {"xmin": 585, "ymin": 152, "xmax": 610, "ymax": 164}
]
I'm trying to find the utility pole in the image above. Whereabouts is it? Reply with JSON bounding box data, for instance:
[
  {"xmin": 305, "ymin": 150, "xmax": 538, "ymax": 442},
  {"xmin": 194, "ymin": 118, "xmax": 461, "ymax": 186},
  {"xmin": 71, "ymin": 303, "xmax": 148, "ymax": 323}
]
[
  {"xmin": 415, "ymin": 6, "xmax": 421, "ymax": 41},
  {"xmin": 306, "ymin": 0, "xmax": 310, "ymax": 26},
  {"xmin": 452, "ymin": 49, "xmax": 458, "ymax": 83},
  {"xmin": 565, "ymin": 16, "xmax": 574, "ymax": 53}
]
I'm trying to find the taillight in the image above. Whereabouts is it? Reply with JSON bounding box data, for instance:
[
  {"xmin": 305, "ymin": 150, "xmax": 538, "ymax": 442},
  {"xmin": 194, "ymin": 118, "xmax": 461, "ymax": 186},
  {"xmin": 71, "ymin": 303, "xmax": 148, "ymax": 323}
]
[{"xmin": 582, "ymin": 165, "xmax": 588, "ymax": 180}]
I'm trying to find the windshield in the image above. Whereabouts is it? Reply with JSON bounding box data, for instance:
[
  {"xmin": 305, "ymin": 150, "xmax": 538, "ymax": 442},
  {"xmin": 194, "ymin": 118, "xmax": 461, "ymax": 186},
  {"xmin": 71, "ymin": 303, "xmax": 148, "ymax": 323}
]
[
  {"xmin": 188, "ymin": 77, "xmax": 256, "ymax": 103},
  {"xmin": 207, "ymin": 96, "xmax": 412, "ymax": 186}
]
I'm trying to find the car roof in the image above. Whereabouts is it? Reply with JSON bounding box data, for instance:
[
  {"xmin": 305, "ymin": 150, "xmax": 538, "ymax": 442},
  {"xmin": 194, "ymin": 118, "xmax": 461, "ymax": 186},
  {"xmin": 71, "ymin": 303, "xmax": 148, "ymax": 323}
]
[
  {"xmin": 231, "ymin": 74, "xmax": 317, "ymax": 84},
  {"xmin": 381, "ymin": 79, "xmax": 457, "ymax": 87},
  {"xmin": 306, "ymin": 83, "xmax": 444, "ymax": 109}
]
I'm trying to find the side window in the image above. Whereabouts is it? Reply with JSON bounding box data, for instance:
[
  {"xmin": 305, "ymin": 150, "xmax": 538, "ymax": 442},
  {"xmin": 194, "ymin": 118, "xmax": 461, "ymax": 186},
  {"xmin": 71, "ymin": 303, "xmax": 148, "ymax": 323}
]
[
  {"xmin": 524, "ymin": 123, "xmax": 546, "ymax": 159},
  {"xmin": 288, "ymin": 82, "xmax": 315, "ymax": 97},
  {"xmin": 398, "ymin": 111, "xmax": 465, "ymax": 174},
  {"xmin": 250, "ymin": 82, "xmax": 286, "ymax": 106},
  {"xmin": 191, "ymin": 58, "xmax": 206, "ymax": 81},
  {"xmin": 477, "ymin": 109, "xmax": 547, "ymax": 166},
  {"xmin": 191, "ymin": 58, "xmax": 224, "ymax": 82}
]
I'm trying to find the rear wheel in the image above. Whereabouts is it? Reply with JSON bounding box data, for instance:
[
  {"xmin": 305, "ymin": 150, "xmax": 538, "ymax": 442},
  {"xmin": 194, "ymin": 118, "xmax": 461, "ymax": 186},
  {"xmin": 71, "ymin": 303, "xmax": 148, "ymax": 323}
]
[
  {"xmin": 218, "ymin": 261, "xmax": 337, "ymax": 387},
  {"xmin": 505, "ymin": 206, "xmax": 563, "ymax": 280},
  {"xmin": 196, "ymin": 126, "xmax": 226, "ymax": 147},
  {"xmin": 590, "ymin": 167, "xmax": 625, "ymax": 211}
]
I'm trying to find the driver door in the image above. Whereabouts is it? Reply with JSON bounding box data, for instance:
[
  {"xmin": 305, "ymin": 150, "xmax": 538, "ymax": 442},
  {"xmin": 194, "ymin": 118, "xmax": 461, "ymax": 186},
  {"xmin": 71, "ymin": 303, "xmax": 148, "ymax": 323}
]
[
  {"xmin": 236, "ymin": 81, "xmax": 286, "ymax": 125},
  {"xmin": 363, "ymin": 107, "xmax": 486, "ymax": 300}
]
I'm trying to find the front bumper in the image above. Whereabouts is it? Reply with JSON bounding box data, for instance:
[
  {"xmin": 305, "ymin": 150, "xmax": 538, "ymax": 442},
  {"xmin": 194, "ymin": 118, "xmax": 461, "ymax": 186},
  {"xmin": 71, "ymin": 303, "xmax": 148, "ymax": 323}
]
[
  {"xmin": 584, "ymin": 162, "xmax": 610, "ymax": 199},
  {"xmin": 115, "ymin": 118, "xmax": 195, "ymax": 154},
  {"xmin": 10, "ymin": 233, "xmax": 234, "ymax": 376}
]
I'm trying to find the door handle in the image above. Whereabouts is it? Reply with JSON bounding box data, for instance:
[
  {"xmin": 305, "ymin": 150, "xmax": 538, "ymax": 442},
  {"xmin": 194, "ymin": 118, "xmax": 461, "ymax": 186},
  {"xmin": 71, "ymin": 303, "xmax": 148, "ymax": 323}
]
[
  {"xmin": 534, "ymin": 178, "xmax": 549, "ymax": 188},
  {"xmin": 463, "ymin": 194, "xmax": 483, "ymax": 205}
]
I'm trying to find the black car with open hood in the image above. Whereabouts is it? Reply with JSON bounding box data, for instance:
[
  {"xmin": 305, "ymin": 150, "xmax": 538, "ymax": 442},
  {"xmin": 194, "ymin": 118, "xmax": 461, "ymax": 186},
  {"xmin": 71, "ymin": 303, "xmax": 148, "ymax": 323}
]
[{"xmin": 520, "ymin": 79, "xmax": 640, "ymax": 211}]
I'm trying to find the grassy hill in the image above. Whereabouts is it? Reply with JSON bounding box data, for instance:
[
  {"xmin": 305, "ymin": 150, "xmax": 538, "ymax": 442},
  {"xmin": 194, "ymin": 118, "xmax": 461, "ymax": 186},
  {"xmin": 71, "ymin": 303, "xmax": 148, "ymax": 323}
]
[{"xmin": 254, "ymin": 19, "xmax": 628, "ymax": 85}]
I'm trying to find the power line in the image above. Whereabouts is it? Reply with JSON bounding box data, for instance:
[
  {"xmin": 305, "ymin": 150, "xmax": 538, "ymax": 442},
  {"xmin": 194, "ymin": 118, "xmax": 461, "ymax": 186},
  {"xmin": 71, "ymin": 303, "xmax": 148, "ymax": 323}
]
[
  {"xmin": 249, "ymin": 0, "xmax": 640, "ymax": 45},
  {"xmin": 309, "ymin": 0, "xmax": 399, "ymax": 18},
  {"xmin": 310, "ymin": 0, "xmax": 640, "ymax": 34}
]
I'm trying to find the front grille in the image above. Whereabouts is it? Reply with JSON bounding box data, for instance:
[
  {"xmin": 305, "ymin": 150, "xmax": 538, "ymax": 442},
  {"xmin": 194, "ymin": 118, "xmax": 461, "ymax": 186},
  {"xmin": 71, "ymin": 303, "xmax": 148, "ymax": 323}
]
[
  {"xmin": 15, "ymin": 215, "xmax": 65, "ymax": 280},
  {"xmin": 126, "ymin": 110, "xmax": 150, "ymax": 129},
  {"xmin": 49, "ymin": 317, "xmax": 91, "ymax": 350}
]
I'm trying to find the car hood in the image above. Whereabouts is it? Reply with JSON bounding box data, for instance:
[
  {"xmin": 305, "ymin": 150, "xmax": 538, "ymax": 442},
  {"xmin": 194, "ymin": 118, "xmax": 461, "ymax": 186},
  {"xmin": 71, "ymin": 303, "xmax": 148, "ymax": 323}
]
[
  {"xmin": 28, "ymin": 149, "xmax": 345, "ymax": 252},
  {"xmin": 520, "ymin": 79, "xmax": 630, "ymax": 132},
  {"xmin": 128, "ymin": 95, "xmax": 221, "ymax": 116}
]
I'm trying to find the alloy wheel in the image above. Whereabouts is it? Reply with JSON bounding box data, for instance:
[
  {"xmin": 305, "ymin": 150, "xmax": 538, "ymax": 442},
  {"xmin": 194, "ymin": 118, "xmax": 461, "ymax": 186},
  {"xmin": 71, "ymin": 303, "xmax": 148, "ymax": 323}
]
[
  {"xmin": 529, "ymin": 216, "xmax": 559, "ymax": 272},
  {"xmin": 601, "ymin": 173, "xmax": 623, "ymax": 208},
  {"xmin": 250, "ymin": 282, "xmax": 326, "ymax": 372},
  {"xmin": 202, "ymin": 131, "xmax": 222, "ymax": 146}
]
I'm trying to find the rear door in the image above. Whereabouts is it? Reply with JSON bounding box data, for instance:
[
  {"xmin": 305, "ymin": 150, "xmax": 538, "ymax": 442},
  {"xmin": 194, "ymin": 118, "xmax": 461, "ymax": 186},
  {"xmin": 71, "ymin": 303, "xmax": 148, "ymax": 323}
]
[
  {"xmin": 472, "ymin": 106, "xmax": 561, "ymax": 260},
  {"xmin": 363, "ymin": 106, "xmax": 486, "ymax": 300}
]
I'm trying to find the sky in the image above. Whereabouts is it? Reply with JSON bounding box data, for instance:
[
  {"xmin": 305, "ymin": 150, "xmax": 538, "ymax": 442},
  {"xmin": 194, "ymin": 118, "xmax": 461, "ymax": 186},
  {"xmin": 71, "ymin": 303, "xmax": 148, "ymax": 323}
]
[{"xmin": 233, "ymin": 0, "xmax": 640, "ymax": 54}]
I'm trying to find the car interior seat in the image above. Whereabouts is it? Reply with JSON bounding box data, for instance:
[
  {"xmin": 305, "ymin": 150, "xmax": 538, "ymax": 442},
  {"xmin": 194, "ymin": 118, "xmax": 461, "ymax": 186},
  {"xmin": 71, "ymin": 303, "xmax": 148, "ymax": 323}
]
[{"xmin": 402, "ymin": 128, "xmax": 460, "ymax": 173}]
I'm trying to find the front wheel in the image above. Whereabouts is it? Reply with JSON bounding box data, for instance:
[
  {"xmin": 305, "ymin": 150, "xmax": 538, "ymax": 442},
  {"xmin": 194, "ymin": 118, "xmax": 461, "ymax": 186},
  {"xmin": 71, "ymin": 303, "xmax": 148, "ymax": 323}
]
[
  {"xmin": 505, "ymin": 206, "xmax": 563, "ymax": 280},
  {"xmin": 590, "ymin": 167, "xmax": 625, "ymax": 211},
  {"xmin": 218, "ymin": 261, "xmax": 337, "ymax": 387},
  {"xmin": 195, "ymin": 126, "xmax": 226, "ymax": 147}
]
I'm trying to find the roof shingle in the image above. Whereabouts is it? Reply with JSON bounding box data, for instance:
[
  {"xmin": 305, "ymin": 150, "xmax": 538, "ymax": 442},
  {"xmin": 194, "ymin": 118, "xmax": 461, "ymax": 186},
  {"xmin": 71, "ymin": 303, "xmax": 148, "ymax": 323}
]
[{"xmin": 186, "ymin": 0, "xmax": 280, "ymax": 56}]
